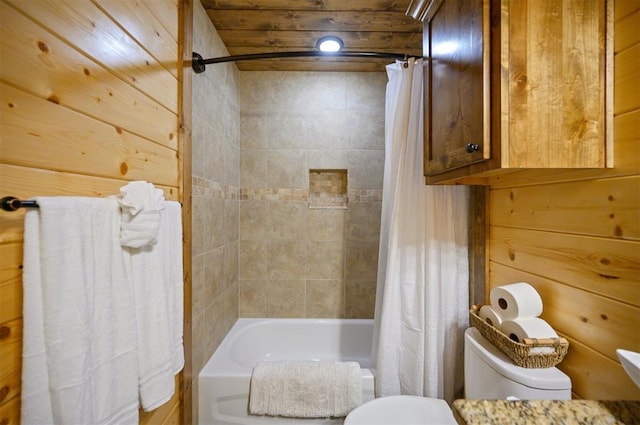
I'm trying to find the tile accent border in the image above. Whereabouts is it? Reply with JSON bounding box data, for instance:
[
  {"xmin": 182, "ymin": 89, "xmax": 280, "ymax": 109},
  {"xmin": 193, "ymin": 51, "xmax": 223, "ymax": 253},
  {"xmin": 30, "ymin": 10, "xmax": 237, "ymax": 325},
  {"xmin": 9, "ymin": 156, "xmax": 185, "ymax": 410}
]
[
  {"xmin": 347, "ymin": 189, "xmax": 383, "ymax": 203},
  {"xmin": 238, "ymin": 188, "xmax": 382, "ymax": 203},
  {"xmin": 240, "ymin": 188, "xmax": 309, "ymax": 201},
  {"xmin": 193, "ymin": 176, "xmax": 240, "ymax": 199}
]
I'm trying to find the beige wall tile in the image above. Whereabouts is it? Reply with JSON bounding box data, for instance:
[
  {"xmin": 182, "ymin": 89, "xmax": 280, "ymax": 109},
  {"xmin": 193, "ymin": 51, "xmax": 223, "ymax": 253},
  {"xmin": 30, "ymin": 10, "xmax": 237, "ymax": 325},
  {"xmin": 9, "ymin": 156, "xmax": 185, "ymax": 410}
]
[
  {"xmin": 345, "ymin": 240, "xmax": 379, "ymax": 281},
  {"xmin": 267, "ymin": 149, "xmax": 308, "ymax": 189},
  {"xmin": 307, "ymin": 110, "xmax": 349, "ymax": 150},
  {"xmin": 239, "ymin": 72, "xmax": 268, "ymax": 110},
  {"xmin": 241, "ymin": 150, "xmax": 267, "ymax": 189},
  {"xmin": 306, "ymin": 280, "xmax": 345, "ymax": 318},
  {"xmin": 239, "ymin": 71, "xmax": 386, "ymax": 319},
  {"xmin": 223, "ymin": 241, "xmax": 239, "ymax": 291},
  {"xmin": 192, "ymin": 196, "xmax": 206, "ymax": 256},
  {"xmin": 204, "ymin": 197, "xmax": 224, "ymax": 251},
  {"xmin": 239, "ymin": 240, "xmax": 267, "ymax": 279},
  {"xmin": 306, "ymin": 209, "xmax": 345, "ymax": 241},
  {"xmin": 307, "ymin": 149, "xmax": 349, "ymax": 170},
  {"xmin": 239, "ymin": 279, "xmax": 267, "ymax": 317},
  {"xmin": 266, "ymin": 201, "xmax": 307, "ymax": 240},
  {"xmin": 222, "ymin": 283, "xmax": 239, "ymax": 332},
  {"xmin": 267, "ymin": 240, "xmax": 307, "ymax": 279},
  {"xmin": 267, "ymin": 111, "xmax": 308, "ymax": 149},
  {"xmin": 347, "ymin": 110, "xmax": 385, "ymax": 150},
  {"xmin": 192, "ymin": 254, "xmax": 206, "ymax": 316},
  {"xmin": 346, "ymin": 73, "xmax": 387, "ymax": 111},
  {"xmin": 239, "ymin": 200, "xmax": 268, "ymax": 240},
  {"xmin": 240, "ymin": 111, "xmax": 267, "ymax": 149},
  {"xmin": 345, "ymin": 280, "xmax": 377, "ymax": 319},
  {"xmin": 204, "ymin": 247, "xmax": 224, "ymax": 301},
  {"xmin": 192, "ymin": 311, "xmax": 206, "ymax": 373},
  {"xmin": 192, "ymin": 120, "xmax": 205, "ymax": 178},
  {"xmin": 347, "ymin": 150, "xmax": 385, "ymax": 190},
  {"xmin": 267, "ymin": 73, "xmax": 309, "ymax": 109},
  {"xmin": 223, "ymin": 199, "xmax": 239, "ymax": 244},
  {"xmin": 300, "ymin": 73, "xmax": 347, "ymax": 109},
  {"xmin": 192, "ymin": 4, "xmax": 242, "ymax": 414},
  {"xmin": 346, "ymin": 201, "xmax": 382, "ymax": 241},
  {"xmin": 203, "ymin": 299, "xmax": 220, "ymax": 363},
  {"xmin": 225, "ymin": 142, "xmax": 240, "ymax": 187},
  {"xmin": 204, "ymin": 127, "xmax": 224, "ymax": 183},
  {"xmin": 266, "ymin": 279, "xmax": 306, "ymax": 317},
  {"xmin": 306, "ymin": 241, "xmax": 345, "ymax": 280}
]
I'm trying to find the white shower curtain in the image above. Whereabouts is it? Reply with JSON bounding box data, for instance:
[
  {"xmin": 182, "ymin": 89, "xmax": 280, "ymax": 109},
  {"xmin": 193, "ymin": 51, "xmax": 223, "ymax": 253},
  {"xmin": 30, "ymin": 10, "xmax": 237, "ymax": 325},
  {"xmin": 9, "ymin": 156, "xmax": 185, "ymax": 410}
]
[{"xmin": 372, "ymin": 58, "xmax": 469, "ymax": 403}]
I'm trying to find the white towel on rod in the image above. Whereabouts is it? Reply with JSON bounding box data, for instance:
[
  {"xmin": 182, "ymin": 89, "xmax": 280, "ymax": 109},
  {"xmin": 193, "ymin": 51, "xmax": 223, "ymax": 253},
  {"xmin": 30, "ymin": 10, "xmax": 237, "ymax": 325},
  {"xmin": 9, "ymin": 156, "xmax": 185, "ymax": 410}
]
[
  {"xmin": 124, "ymin": 200, "xmax": 184, "ymax": 411},
  {"xmin": 21, "ymin": 197, "xmax": 139, "ymax": 425},
  {"xmin": 160, "ymin": 201, "xmax": 185, "ymax": 375}
]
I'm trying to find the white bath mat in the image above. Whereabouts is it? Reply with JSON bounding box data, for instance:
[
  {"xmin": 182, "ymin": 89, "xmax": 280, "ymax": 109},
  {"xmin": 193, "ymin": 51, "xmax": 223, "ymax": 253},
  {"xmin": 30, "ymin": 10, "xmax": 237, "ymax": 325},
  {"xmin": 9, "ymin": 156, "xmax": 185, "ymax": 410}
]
[{"xmin": 248, "ymin": 360, "xmax": 362, "ymax": 418}]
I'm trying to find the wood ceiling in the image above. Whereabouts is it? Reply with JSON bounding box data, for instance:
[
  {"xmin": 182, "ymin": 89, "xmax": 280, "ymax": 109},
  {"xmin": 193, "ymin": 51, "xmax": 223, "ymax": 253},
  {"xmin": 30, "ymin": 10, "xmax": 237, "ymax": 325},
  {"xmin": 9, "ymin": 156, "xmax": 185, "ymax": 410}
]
[{"xmin": 199, "ymin": 0, "xmax": 424, "ymax": 72}]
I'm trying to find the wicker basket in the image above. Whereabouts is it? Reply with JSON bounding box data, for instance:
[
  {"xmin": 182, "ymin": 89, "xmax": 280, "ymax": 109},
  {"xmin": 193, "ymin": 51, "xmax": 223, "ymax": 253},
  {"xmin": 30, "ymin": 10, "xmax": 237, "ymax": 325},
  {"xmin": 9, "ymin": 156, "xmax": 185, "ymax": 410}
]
[{"xmin": 469, "ymin": 305, "xmax": 569, "ymax": 368}]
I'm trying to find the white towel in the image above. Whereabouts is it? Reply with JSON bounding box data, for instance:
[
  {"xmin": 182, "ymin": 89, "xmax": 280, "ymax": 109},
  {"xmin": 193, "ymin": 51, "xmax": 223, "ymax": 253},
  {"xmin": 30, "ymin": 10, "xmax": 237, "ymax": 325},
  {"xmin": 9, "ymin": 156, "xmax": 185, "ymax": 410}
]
[
  {"xmin": 249, "ymin": 361, "xmax": 362, "ymax": 418},
  {"xmin": 21, "ymin": 197, "xmax": 139, "ymax": 425},
  {"xmin": 119, "ymin": 181, "xmax": 165, "ymax": 248},
  {"xmin": 159, "ymin": 202, "xmax": 185, "ymax": 375},
  {"xmin": 124, "ymin": 200, "xmax": 184, "ymax": 411}
]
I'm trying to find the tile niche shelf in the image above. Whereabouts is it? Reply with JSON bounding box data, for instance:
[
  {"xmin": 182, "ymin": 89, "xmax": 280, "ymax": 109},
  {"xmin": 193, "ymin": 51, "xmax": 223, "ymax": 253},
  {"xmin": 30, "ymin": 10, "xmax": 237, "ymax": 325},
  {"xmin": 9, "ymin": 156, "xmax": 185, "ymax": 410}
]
[{"xmin": 308, "ymin": 169, "xmax": 348, "ymax": 209}]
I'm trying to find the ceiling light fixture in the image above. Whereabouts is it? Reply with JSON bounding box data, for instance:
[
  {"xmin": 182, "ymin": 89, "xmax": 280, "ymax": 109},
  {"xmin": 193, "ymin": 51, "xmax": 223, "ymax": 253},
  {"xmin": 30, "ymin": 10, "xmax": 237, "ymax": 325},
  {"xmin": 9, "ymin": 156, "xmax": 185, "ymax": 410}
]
[{"xmin": 316, "ymin": 36, "xmax": 344, "ymax": 53}]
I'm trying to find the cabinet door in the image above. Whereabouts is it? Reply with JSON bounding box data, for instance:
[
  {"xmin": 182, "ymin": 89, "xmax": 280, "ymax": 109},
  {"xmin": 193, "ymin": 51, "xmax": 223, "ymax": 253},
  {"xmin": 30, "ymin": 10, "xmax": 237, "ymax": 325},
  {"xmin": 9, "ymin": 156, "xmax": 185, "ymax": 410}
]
[{"xmin": 424, "ymin": 0, "xmax": 490, "ymax": 176}]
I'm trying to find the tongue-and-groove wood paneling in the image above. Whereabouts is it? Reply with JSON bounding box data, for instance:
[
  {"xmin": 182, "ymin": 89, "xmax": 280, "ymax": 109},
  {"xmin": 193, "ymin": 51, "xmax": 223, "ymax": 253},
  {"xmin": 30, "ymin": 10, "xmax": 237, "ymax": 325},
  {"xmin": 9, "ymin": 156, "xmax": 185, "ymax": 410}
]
[
  {"xmin": 487, "ymin": 0, "xmax": 640, "ymax": 400},
  {"xmin": 0, "ymin": 0, "xmax": 188, "ymax": 423}
]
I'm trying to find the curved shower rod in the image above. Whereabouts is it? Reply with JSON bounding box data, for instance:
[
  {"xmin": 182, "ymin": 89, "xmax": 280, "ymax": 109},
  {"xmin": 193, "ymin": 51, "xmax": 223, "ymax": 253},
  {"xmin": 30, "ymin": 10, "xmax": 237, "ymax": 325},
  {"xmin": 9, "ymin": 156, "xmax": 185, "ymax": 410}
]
[{"xmin": 191, "ymin": 51, "xmax": 418, "ymax": 73}]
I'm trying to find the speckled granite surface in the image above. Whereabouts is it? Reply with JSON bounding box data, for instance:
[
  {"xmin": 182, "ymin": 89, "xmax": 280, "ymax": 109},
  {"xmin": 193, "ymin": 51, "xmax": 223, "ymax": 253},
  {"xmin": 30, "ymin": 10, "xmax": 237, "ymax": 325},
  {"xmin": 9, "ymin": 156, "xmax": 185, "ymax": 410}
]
[{"xmin": 452, "ymin": 400, "xmax": 640, "ymax": 425}]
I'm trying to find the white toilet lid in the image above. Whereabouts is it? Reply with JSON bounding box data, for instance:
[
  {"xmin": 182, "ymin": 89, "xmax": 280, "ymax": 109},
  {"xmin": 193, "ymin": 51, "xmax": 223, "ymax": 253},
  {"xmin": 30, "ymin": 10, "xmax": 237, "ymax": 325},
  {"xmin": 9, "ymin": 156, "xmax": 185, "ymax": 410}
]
[{"xmin": 344, "ymin": 395, "xmax": 457, "ymax": 425}]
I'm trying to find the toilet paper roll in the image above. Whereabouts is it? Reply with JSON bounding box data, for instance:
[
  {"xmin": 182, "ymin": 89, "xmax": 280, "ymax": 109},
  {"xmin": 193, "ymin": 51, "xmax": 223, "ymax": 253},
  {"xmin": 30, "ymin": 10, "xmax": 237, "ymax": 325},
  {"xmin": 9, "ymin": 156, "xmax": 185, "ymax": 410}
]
[
  {"xmin": 490, "ymin": 282, "xmax": 543, "ymax": 320},
  {"xmin": 501, "ymin": 318, "xmax": 558, "ymax": 353},
  {"xmin": 479, "ymin": 305, "xmax": 504, "ymax": 330}
]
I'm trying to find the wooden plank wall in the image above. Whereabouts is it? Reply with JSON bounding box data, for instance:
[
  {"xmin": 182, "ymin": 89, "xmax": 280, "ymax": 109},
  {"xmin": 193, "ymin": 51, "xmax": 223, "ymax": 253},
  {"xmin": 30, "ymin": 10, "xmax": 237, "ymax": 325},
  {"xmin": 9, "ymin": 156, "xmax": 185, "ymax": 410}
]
[
  {"xmin": 486, "ymin": 0, "xmax": 640, "ymax": 400},
  {"xmin": 0, "ymin": 0, "xmax": 186, "ymax": 423}
]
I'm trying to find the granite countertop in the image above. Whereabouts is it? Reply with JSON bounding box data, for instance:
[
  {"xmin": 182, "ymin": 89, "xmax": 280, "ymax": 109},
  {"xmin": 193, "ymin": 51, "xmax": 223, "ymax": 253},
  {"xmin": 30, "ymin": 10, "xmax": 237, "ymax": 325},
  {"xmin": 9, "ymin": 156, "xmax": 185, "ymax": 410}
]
[{"xmin": 452, "ymin": 400, "xmax": 640, "ymax": 425}]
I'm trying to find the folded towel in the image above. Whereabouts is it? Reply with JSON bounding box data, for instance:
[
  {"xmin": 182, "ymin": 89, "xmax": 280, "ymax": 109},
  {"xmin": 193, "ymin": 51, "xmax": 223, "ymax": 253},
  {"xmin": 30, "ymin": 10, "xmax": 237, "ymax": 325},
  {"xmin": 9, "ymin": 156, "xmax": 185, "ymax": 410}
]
[
  {"xmin": 249, "ymin": 361, "xmax": 362, "ymax": 418},
  {"xmin": 119, "ymin": 181, "xmax": 165, "ymax": 248},
  {"xmin": 124, "ymin": 200, "xmax": 184, "ymax": 411},
  {"xmin": 159, "ymin": 202, "xmax": 185, "ymax": 375},
  {"xmin": 21, "ymin": 197, "xmax": 139, "ymax": 425}
]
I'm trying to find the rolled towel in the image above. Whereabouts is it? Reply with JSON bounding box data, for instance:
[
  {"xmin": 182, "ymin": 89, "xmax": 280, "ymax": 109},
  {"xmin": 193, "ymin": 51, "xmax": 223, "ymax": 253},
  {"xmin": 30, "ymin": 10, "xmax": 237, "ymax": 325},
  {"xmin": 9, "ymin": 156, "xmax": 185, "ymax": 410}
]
[
  {"xmin": 501, "ymin": 318, "xmax": 558, "ymax": 353},
  {"xmin": 490, "ymin": 282, "xmax": 543, "ymax": 320},
  {"xmin": 479, "ymin": 305, "xmax": 504, "ymax": 330},
  {"xmin": 119, "ymin": 181, "xmax": 165, "ymax": 247}
]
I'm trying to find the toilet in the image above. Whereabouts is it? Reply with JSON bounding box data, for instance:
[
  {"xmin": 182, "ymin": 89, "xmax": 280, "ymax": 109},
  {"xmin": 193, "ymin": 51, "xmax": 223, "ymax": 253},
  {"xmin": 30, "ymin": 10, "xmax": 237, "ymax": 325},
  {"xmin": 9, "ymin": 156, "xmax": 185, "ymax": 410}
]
[{"xmin": 344, "ymin": 327, "xmax": 571, "ymax": 425}]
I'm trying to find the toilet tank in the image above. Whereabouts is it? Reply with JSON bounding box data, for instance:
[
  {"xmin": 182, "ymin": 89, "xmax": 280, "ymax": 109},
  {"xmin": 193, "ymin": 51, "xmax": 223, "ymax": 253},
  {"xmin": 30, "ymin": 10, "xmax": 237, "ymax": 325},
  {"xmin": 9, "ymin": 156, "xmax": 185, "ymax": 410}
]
[{"xmin": 464, "ymin": 327, "xmax": 571, "ymax": 400}]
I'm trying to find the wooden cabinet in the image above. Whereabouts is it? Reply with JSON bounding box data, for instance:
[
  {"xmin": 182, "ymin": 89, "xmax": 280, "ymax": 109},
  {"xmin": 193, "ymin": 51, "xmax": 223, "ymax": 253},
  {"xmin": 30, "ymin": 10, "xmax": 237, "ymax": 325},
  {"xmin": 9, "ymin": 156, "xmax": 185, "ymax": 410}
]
[{"xmin": 423, "ymin": 0, "xmax": 612, "ymax": 185}]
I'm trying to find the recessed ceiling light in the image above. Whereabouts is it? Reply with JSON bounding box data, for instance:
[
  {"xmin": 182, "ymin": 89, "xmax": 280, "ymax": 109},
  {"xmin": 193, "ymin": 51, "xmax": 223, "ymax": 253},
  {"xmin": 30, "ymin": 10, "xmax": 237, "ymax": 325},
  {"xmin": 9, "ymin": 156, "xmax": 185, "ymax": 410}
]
[{"xmin": 316, "ymin": 36, "xmax": 344, "ymax": 53}]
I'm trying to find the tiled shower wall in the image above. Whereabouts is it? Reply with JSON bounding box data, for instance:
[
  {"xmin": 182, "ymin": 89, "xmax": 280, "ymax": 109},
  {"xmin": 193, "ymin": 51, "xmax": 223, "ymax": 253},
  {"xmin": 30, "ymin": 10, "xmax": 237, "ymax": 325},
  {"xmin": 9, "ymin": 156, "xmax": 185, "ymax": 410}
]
[
  {"xmin": 191, "ymin": 1, "xmax": 239, "ymax": 376},
  {"xmin": 191, "ymin": 3, "xmax": 388, "ymax": 419},
  {"xmin": 238, "ymin": 71, "xmax": 387, "ymax": 318}
]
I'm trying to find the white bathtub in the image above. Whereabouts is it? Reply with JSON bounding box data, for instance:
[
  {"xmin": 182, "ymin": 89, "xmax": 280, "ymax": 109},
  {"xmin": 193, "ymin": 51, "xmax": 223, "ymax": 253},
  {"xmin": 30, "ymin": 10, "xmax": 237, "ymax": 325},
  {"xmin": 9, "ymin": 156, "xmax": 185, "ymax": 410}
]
[{"xmin": 198, "ymin": 318, "xmax": 376, "ymax": 425}]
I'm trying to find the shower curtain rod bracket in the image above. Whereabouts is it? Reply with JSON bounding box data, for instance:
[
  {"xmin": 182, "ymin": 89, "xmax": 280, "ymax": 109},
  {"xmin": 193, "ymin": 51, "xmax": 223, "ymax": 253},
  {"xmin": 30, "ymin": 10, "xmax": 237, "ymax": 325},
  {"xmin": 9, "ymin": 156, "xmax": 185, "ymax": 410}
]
[
  {"xmin": 192, "ymin": 51, "xmax": 417, "ymax": 73},
  {"xmin": 192, "ymin": 52, "xmax": 207, "ymax": 74}
]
